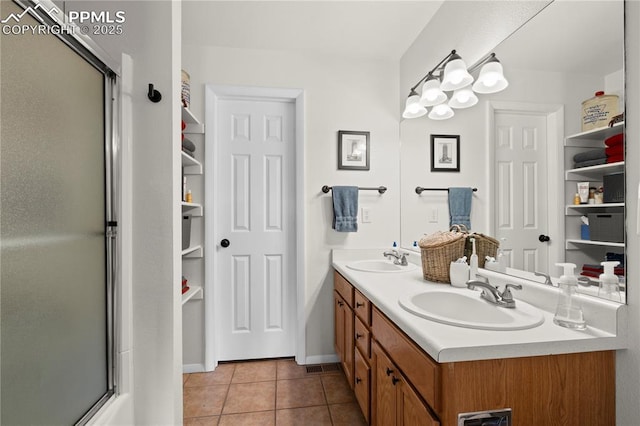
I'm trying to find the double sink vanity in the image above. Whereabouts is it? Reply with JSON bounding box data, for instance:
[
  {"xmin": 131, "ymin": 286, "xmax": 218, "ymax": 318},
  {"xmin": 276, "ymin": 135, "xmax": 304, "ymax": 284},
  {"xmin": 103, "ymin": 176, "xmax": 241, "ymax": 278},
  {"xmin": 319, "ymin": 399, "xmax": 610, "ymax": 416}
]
[{"xmin": 332, "ymin": 249, "xmax": 626, "ymax": 425}]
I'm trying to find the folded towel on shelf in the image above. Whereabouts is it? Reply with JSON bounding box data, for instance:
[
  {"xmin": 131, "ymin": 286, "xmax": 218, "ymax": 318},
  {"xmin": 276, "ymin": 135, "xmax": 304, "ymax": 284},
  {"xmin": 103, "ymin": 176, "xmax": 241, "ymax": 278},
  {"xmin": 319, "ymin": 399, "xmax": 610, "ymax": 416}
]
[
  {"xmin": 182, "ymin": 139, "xmax": 196, "ymax": 153},
  {"xmin": 332, "ymin": 186, "xmax": 358, "ymax": 232},
  {"xmin": 573, "ymin": 148, "xmax": 606, "ymax": 163},
  {"xmin": 574, "ymin": 158, "xmax": 607, "ymax": 168},
  {"xmin": 605, "ymin": 133, "xmax": 624, "ymax": 147},
  {"xmin": 605, "ymin": 145, "xmax": 624, "ymax": 156},
  {"xmin": 448, "ymin": 187, "xmax": 473, "ymax": 229},
  {"xmin": 607, "ymin": 154, "xmax": 624, "ymax": 163}
]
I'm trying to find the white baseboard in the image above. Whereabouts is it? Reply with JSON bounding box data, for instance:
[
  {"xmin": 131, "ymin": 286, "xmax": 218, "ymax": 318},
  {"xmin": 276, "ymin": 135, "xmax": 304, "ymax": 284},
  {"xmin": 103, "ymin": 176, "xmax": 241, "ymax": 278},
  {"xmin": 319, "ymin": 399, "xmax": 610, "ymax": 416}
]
[
  {"xmin": 182, "ymin": 363, "xmax": 205, "ymax": 374},
  {"xmin": 305, "ymin": 354, "xmax": 339, "ymax": 365}
]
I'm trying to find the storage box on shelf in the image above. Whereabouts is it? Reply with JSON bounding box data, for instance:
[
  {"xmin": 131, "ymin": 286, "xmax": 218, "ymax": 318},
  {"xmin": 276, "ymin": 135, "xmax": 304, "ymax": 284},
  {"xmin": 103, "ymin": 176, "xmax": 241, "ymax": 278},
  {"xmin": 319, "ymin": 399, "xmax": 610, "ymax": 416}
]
[{"xmin": 563, "ymin": 122, "xmax": 625, "ymax": 278}]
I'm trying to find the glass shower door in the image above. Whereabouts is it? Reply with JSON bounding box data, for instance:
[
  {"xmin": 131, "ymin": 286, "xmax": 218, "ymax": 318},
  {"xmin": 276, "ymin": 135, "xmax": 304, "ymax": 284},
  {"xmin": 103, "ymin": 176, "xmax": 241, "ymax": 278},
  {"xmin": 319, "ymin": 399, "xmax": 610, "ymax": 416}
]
[{"xmin": 1, "ymin": 1, "xmax": 114, "ymax": 424}]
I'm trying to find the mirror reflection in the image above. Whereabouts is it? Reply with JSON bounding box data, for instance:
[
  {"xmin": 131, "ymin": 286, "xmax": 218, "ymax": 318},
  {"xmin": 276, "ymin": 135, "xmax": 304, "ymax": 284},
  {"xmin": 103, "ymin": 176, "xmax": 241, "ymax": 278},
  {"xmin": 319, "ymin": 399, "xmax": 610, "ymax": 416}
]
[{"xmin": 400, "ymin": 1, "xmax": 625, "ymax": 303}]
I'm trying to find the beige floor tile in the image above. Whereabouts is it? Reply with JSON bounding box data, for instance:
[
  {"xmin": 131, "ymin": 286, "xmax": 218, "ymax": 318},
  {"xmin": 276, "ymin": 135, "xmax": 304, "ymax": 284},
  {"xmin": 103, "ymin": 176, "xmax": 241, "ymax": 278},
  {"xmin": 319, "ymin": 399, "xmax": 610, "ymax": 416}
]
[
  {"xmin": 328, "ymin": 402, "xmax": 367, "ymax": 425},
  {"xmin": 186, "ymin": 364, "xmax": 236, "ymax": 387},
  {"xmin": 223, "ymin": 381, "xmax": 276, "ymax": 414},
  {"xmin": 183, "ymin": 374, "xmax": 190, "ymax": 385},
  {"xmin": 184, "ymin": 385, "xmax": 229, "ymax": 418},
  {"xmin": 218, "ymin": 411, "xmax": 275, "ymax": 426},
  {"xmin": 276, "ymin": 377, "xmax": 326, "ymax": 409},
  {"xmin": 231, "ymin": 360, "xmax": 277, "ymax": 383},
  {"xmin": 276, "ymin": 406, "xmax": 332, "ymax": 426},
  {"xmin": 276, "ymin": 359, "xmax": 307, "ymax": 380},
  {"xmin": 321, "ymin": 373, "xmax": 355, "ymax": 404},
  {"xmin": 183, "ymin": 416, "xmax": 220, "ymax": 426}
]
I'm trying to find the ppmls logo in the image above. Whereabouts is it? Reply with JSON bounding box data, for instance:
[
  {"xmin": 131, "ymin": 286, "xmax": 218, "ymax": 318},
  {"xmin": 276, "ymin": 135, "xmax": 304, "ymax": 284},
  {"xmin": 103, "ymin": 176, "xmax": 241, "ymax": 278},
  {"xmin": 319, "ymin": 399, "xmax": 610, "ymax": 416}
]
[{"xmin": 0, "ymin": 3, "xmax": 60, "ymax": 24}]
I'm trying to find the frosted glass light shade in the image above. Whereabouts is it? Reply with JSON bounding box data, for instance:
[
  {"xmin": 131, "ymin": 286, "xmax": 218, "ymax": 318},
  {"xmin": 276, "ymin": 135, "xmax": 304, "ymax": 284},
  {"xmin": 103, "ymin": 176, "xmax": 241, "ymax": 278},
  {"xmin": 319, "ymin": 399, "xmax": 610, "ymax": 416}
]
[
  {"xmin": 449, "ymin": 86, "xmax": 478, "ymax": 109},
  {"xmin": 420, "ymin": 78, "xmax": 447, "ymax": 106},
  {"xmin": 428, "ymin": 103, "xmax": 454, "ymax": 120},
  {"xmin": 472, "ymin": 61, "xmax": 509, "ymax": 94},
  {"xmin": 402, "ymin": 93, "xmax": 427, "ymax": 119},
  {"xmin": 440, "ymin": 57, "xmax": 474, "ymax": 91}
]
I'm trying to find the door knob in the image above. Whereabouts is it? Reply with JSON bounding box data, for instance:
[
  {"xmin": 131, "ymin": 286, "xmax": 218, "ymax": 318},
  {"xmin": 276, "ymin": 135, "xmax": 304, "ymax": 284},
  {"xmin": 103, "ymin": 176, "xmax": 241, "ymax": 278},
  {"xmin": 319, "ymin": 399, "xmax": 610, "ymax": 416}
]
[
  {"xmin": 538, "ymin": 234, "xmax": 550, "ymax": 242},
  {"xmin": 220, "ymin": 238, "xmax": 230, "ymax": 247}
]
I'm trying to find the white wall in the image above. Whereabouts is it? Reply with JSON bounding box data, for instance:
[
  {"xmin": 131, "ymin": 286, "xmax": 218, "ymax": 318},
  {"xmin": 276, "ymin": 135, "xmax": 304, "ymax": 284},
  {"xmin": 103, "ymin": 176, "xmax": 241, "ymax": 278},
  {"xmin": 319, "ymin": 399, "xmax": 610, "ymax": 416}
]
[
  {"xmin": 616, "ymin": 2, "xmax": 640, "ymax": 423},
  {"xmin": 181, "ymin": 44, "xmax": 400, "ymax": 363},
  {"xmin": 80, "ymin": 1, "xmax": 183, "ymax": 424}
]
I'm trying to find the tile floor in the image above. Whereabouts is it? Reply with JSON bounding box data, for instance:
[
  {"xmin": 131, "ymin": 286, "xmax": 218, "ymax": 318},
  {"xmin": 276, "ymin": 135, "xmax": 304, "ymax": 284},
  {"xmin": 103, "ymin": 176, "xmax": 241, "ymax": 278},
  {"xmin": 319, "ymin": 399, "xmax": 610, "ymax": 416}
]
[{"xmin": 183, "ymin": 358, "xmax": 367, "ymax": 425}]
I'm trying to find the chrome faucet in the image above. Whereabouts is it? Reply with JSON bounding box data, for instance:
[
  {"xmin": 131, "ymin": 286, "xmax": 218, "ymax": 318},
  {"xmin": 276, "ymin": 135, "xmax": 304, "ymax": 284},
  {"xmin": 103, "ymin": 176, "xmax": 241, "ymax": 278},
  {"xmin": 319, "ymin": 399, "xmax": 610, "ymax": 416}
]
[
  {"xmin": 466, "ymin": 280, "xmax": 522, "ymax": 308},
  {"xmin": 383, "ymin": 250, "xmax": 409, "ymax": 266},
  {"xmin": 534, "ymin": 271, "xmax": 553, "ymax": 286}
]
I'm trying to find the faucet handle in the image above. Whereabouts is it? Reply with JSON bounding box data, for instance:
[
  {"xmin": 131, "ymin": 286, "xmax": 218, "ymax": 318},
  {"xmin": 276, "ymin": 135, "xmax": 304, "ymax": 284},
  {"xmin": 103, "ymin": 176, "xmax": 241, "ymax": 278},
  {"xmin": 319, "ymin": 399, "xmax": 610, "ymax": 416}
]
[
  {"xmin": 534, "ymin": 271, "xmax": 553, "ymax": 286},
  {"xmin": 501, "ymin": 283, "xmax": 522, "ymax": 301},
  {"xmin": 400, "ymin": 253, "xmax": 409, "ymax": 265}
]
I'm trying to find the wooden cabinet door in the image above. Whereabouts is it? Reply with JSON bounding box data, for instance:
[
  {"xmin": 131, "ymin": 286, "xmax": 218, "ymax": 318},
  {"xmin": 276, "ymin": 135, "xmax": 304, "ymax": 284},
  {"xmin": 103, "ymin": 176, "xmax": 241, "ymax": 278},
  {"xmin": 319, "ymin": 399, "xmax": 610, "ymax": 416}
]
[
  {"xmin": 354, "ymin": 347, "xmax": 370, "ymax": 424},
  {"xmin": 334, "ymin": 291, "xmax": 354, "ymax": 387},
  {"xmin": 397, "ymin": 377, "xmax": 439, "ymax": 426},
  {"xmin": 374, "ymin": 343, "xmax": 397, "ymax": 426}
]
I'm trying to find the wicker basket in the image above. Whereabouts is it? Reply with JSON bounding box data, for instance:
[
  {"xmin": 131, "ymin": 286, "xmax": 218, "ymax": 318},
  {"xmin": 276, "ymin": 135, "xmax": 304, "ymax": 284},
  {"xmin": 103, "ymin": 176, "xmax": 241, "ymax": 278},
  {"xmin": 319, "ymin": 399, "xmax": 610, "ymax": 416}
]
[
  {"xmin": 465, "ymin": 233, "xmax": 499, "ymax": 268},
  {"xmin": 418, "ymin": 228, "xmax": 467, "ymax": 283}
]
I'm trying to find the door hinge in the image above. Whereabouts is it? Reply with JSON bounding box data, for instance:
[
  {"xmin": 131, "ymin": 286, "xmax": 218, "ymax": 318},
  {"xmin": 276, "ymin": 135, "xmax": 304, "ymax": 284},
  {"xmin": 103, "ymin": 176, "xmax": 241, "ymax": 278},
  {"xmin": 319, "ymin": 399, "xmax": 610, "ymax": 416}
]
[{"xmin": 107, "ymin": 221, "xmax": 118, "ymax": 239}]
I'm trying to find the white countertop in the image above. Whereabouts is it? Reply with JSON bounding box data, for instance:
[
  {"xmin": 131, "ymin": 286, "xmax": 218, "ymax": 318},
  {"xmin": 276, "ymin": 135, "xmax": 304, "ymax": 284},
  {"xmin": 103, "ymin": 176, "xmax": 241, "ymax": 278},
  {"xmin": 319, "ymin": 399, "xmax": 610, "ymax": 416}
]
[{"xmin": 332, "ymin": 248, "xmax": 627, "ymax": 363}]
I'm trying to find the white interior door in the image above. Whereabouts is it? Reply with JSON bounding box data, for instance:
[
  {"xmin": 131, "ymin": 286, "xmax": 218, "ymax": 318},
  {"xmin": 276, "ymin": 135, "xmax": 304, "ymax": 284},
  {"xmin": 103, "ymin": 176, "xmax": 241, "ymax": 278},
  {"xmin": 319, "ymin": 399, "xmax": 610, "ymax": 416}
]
[
  {"xmin": 215, "ymin": 98, "xmax": 296, "ymax": 361},
  {"xmin": 495, "ymin": 112, "xmax": 550, "ymax": 273}
]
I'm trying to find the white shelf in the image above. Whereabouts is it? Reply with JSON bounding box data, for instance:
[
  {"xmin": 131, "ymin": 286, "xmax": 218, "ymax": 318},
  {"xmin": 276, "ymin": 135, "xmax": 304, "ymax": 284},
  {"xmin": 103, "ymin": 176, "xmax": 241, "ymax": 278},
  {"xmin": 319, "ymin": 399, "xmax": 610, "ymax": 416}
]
[
  {"xmin": 566, "ymin": 239, "xmax": 625, "ymax": 248},
  {"xmin": 565, "ymin": 203, "xmax": 624, "ymax": 214},
  {"xmin": 181, "ymin": 151, "xmax": 203, "ymax": 175},
  {"xmin": 182, "ymin": 245, "xmax": 203, "ymax": 258},
  {"xmin": 181, "ymin": 202, "xmax": 203, "ymax": 216},
  {"xmin": 182, "ymin": 285, "xmax": 203, "ymax": 304},
  {"xmin": 564, "ymin": 121, "xmax": 624, "ymax": 145},
  {"xmin": 565, "ymin": 161, "xmax": 624, "ymax": 179},
  {"xmin": 182, "ymin": 106, "xmax": 205, "ymax": 134}
]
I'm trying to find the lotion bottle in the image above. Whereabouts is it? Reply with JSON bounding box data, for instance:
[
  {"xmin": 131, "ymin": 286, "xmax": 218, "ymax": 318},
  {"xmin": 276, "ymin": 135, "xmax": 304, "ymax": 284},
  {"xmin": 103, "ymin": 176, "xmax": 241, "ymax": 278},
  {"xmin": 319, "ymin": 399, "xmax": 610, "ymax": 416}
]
[
  {"xmin": 598, "ymin": 261, "xmax": 621, "ymax": 302},
  {"xmin": 553, "ymin": 263, "xmax": 586, "ymax": 330},
  {"xmin": 469, "ymin": 237, "xmax": 478, "ymax": 280}
]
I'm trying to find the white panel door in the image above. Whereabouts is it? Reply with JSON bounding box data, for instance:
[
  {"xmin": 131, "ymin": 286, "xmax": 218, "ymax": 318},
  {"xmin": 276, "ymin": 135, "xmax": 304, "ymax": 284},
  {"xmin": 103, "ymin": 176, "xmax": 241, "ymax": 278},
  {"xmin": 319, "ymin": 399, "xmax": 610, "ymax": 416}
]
[
  {"xmin": 495, "ymin": 112, "xmax": 549, "ymax": 273},
  {"xmin": 216, "ymin": 98, "xmax": 296, "ymax": 360}
]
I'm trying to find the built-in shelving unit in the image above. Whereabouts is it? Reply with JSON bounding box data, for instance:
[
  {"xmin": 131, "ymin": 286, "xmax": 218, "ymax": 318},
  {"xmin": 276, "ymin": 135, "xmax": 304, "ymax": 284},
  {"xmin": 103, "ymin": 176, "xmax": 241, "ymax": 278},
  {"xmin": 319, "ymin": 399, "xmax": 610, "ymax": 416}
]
[
  {"xmin": 182, "ymin": 106, "xmax": 205, "ymax": 134},
  {"xmin": 182, "ymin": 285, "xmax": 203, "ymax": 304},
  {"xmin": 182, "ymin": 245, "xmax": 203, "ymax": 258},
  {"xmin": 182, "ymin": 151, "xmax": 203, "ymax": 175},
  {"xmin": 563, "ymin": 122, "xmax": 625, "ymax": 277},
  {"xmin": 181, "ymin": 201, "xmax": 203, "ymax": 217}
]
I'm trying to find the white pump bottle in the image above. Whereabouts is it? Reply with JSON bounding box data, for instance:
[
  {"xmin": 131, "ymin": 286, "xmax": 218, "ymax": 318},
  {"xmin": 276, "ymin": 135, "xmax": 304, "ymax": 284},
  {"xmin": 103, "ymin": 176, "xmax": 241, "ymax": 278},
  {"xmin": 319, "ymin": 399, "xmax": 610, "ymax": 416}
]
[
  {"xmin": 469, "ymin": 237, "xmax": 478, "ymax": 280},
  {"xmin": 553, "ymin": 263, "xmax": 586, "ymax": 330},
  {"xmin": 598, "ymin": 261, "xmax": 621, "ymax": 302}
]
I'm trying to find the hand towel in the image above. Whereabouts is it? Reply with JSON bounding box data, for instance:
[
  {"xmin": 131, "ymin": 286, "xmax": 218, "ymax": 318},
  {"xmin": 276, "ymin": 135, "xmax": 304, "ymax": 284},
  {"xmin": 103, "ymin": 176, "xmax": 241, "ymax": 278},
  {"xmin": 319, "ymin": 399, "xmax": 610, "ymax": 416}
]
[
  {"xmin": 448, "ymin": 187, "xmax": 473, "ymax": 229},
  {"xmin": 332, "ymin": 186, "xmax": 358, "ymax": 232},
  {"xmin": 607, "ymin": 154, "xmax": 624, "ymax": 164},
  {"xmin": 605, "ymin": 145, "xmax": 624, "ymax": 156},
  {"xmin": 604, "ymin": 133, "xmax": 624, "ymax": 147},
  {"xmin": 573, "ymin": 148, "xmax": 606, "ymax": 163},
  {"xmin": 574, "ymin": 158, "xmax": 607, "ymax": 168}
]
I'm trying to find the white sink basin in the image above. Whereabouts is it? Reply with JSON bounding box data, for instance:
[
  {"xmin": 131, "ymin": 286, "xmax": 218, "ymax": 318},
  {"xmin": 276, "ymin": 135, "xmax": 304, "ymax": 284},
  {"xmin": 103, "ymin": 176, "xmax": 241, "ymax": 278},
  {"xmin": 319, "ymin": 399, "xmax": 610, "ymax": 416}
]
[
  {"xmin": 346, "ymin": 259, "xmax": 418, "ymax": 273},
  {"xmin": 398, "ymin": 289, "xmax": 545, "ymax": 330}
]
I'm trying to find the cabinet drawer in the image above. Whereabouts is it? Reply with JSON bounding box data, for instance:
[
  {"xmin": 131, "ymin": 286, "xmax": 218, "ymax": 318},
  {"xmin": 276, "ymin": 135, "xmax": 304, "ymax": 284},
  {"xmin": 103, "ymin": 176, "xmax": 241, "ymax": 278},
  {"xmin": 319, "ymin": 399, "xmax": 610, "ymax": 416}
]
[
  {"xmin": 354, "ymin": 347, "xmax": 370, "ymax": 424},
  {"xmin": 334, "ymin": 271, "xmax": 354, "ymax": 308},
  {"xmin": 354, "ymin": 316, "xmax": 371, "ymax": 359},
  {"xmin": 354, "ymin": 289, "xmax": 371, "ymax": 325},
  {"xmin": 372, "ymin": 307, "xmax": 441, "ymax": 414}
]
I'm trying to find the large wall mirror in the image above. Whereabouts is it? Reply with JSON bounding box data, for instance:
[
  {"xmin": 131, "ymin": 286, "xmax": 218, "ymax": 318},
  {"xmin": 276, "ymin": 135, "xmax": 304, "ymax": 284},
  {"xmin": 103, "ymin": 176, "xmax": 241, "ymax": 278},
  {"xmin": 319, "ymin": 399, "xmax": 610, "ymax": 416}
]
[{"xmin": 400, "ymin": 0, "xmax": 625, "ymax": 303}]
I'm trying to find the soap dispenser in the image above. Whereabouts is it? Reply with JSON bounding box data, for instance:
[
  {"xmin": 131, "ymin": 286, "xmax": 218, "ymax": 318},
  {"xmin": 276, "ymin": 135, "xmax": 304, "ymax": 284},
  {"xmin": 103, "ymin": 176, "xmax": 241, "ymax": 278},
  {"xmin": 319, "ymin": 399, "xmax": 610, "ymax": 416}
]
[
  {"xmin": 469, "ymin": 237, "xmax": 478, "ymax": 280},
  {"xmin": 598, "ymin": 261, "xmax": 621, "ymax": 302},
  {"xmin": 553, "ymin": 263, "xmax": 586, "ymax": 330}
]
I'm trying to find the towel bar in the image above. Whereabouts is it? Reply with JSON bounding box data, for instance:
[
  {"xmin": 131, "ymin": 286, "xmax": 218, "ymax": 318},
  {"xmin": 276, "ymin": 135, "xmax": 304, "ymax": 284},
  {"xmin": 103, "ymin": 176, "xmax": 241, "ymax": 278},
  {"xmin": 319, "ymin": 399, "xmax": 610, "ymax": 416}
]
[
  {"xmin": 415, "ymin": 186, "xmax": 477, "ymax": 194},
  {"xmin": 322, "ymin": 185, "xmax": 387, "ymax": 194}
]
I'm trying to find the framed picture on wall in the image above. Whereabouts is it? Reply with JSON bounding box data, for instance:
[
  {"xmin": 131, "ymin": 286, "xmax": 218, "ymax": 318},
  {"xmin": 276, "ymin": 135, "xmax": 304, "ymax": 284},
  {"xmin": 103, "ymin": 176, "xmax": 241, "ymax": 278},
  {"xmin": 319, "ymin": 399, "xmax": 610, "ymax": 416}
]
[
  {"xmin": 431, "ymin": 134, "xmax": 460, "ymax": 172},
  {"xmin": 338, "ymin": 130, "xmax": 370, "ymax": 170}
]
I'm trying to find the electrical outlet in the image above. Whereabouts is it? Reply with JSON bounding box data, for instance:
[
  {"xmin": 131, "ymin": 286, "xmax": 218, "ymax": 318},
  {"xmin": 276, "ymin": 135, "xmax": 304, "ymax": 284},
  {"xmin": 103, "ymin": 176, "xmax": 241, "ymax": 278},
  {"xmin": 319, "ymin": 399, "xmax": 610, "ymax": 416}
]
[
  {"xmin": 428, "ymin": 208, "xmax": 438, "ymax": 223},
  {"xmin": 361, "ymin": 207, "xmax": 372, "ymax": 223}
]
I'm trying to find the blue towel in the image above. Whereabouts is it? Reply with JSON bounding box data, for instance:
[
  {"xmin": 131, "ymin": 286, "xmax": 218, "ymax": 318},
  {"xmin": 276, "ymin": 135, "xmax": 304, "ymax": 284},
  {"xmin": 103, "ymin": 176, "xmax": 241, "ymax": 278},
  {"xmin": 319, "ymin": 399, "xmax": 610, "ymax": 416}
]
[
  {"xmin": 332, "ymin": 186, "xmax": 358, "ymax": 232},
  {"xmin": 449, "ymin": 187, "xmax": 473, "ymax": 229}
]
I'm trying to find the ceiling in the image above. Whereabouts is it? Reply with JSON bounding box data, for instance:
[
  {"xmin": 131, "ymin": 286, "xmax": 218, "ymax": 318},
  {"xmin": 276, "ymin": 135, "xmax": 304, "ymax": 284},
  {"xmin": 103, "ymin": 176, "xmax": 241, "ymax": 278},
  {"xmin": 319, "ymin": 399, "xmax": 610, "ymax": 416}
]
[
  {"xmin": 182, "ymin": 1, "xmax": 624, "ymax": 74},
  {"xmin": 182, "ymin": 1, "xmax": 443, "ymax": 61}
]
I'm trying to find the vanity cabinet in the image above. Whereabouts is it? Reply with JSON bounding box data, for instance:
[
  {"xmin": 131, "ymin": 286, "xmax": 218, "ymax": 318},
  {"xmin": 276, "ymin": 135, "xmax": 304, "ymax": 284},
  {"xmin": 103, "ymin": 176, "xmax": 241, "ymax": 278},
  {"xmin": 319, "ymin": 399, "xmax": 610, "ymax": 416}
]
[
  {"xmin": 334, "ymin": 272, "xmax": 355, "ymax": 387},
  {"xmin": 334, "ymin": 270, "xmax": 616, "ymax": 426}
]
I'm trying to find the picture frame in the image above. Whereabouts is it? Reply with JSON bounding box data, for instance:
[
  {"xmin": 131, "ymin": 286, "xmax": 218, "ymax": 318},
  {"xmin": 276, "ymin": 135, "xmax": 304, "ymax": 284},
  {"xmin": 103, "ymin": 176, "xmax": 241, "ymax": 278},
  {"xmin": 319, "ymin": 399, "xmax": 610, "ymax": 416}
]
[
  {"xmin": 430, "ymin": 134, "xmax": 460, "ymax": 172},
  {"xmin": 338, "ymin": 130, "xmax": 370, "ymax": 170}
]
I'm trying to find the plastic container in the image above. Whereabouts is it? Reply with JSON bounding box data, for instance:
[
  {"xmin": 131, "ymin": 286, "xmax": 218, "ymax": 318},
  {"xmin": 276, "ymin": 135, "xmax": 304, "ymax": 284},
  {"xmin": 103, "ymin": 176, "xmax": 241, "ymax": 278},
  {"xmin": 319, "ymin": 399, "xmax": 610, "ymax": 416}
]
[
  {"xmin": 469, "ymin": 237, "xmax": 478, "ymax": 280},
  {"xmin": 182, "ymin": 215, "xmax": 192, "ymax": 250},
  {"xmin": 581, "ymin": 91, "xmax": 619, "ymax": 131},
  {"xmin": 553, "ymin": 263, "xmax": 586, "ymax": 330},
  {"xmin": 603, "ymin": 172, "xmax": 624, "ymax": 203},
  {"xmin": 588, "ymin": 213, "xmax": 624, "ymax": 242},
  {"xmin": 598, "ymin": 261, "xmax": 621, "ymax": 302},
  {"xmin": 449, "ymin": 260, "xmax": 470, "ymax": 288}
]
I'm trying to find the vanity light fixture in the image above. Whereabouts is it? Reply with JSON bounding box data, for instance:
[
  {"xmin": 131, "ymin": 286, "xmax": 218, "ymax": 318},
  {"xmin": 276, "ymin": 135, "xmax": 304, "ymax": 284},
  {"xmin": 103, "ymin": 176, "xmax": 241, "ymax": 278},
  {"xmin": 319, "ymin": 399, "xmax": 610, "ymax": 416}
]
[{"xmin": 401, "ymin": 50, "xmax": 509, "ymax": 120}]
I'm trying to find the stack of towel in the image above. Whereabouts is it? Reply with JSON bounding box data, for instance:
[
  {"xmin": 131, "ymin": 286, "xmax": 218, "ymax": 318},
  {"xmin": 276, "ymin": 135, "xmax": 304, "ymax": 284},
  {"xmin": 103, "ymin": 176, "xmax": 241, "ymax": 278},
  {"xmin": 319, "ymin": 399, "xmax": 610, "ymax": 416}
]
[
  {"xmin": 580, "ymin": 264, "xmax": 625, "ymax": 279},
  {"xmin": 573, "ymin": 148, "xmax": 606, "ymax": 168},
  {"xmin": 604, "ymin": 133, "xmax": 624, "ymax": 163}
]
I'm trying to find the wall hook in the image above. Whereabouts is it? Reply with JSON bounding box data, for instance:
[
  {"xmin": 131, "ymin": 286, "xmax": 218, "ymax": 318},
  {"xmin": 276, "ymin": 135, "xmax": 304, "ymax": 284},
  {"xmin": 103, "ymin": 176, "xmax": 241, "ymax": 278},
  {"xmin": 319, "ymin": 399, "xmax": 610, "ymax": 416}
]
[{"xmin": 148, "ymin": 83, "xmax": 162, "ymax": 103}]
